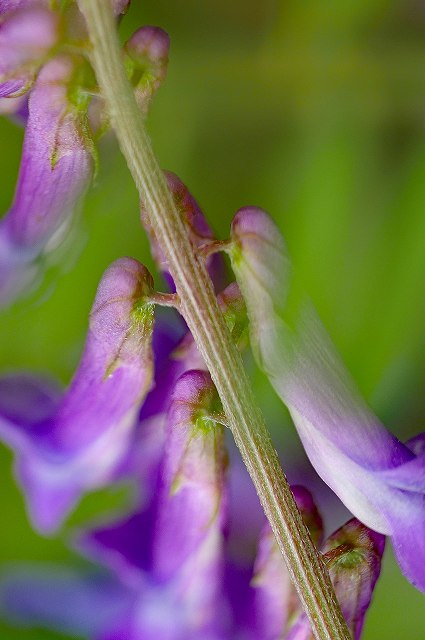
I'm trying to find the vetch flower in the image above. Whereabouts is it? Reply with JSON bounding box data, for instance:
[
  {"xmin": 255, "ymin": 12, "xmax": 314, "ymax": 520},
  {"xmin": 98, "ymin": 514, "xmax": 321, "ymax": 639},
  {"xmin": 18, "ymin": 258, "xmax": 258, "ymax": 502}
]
[
  {"xmin": 0, "ymin": 55, "xmax": 93, "ymax": 306},
  {"xmin": 0, "ymin": 257, "xmax": 155, "ymax": 533},
  {"xmin": 0, "ymin": 5, "xmax": 169, "ymax": 307},
  {"xmin": 0, "ymin": 369, "xmax": 229, "ymax": 639},
  {"xmin": 228, "ymin": 206, "xmax": 425, "ymax": 591},
  {"xmin": 77, "ymin": 369, "xmax": 228, "ymax": 639},
  {"xmin": 112, "ymin": 280, "xmax": 247, "ymax": 517}
]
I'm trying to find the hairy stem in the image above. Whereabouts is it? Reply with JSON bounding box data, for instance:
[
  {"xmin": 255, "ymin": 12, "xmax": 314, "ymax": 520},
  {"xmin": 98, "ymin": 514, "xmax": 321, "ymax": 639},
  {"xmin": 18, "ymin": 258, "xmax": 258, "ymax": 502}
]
[{"xmin": 77, "ymin": 2, "xmax": 350, "ymax": 638}]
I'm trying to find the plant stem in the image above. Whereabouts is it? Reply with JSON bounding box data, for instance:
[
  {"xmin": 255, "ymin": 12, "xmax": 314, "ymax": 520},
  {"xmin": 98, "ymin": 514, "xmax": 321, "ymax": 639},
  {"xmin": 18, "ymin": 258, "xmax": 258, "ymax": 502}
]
[{"xmin": 77, "ymin": 2, "xmax": 351, "ymax": 638}]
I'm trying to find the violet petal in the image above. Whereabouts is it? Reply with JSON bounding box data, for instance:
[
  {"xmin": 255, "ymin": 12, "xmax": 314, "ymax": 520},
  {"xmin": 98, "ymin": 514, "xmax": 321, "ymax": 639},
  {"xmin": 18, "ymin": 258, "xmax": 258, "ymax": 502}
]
[
  {"xmin": 152, "ymin": 369, "xmax": 228, "ymax": 634},
  {"xmin": 0, "ymin": 55, "xmax": 93, "ymax": 306},
  {"xmin": 0, "ymin": 565, "xmax": 134, "ymax": 637},
  {"xmin": 0, "ymin": 258, "xmax": 155, "ymax": 533}
]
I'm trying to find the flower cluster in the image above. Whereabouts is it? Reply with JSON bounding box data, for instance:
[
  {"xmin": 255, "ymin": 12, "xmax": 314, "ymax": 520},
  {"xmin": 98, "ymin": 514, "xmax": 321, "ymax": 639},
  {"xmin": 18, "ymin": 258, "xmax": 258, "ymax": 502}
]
[{"xmin": 0, "ymin": 2, "xmax": 423, "ymax": 639}]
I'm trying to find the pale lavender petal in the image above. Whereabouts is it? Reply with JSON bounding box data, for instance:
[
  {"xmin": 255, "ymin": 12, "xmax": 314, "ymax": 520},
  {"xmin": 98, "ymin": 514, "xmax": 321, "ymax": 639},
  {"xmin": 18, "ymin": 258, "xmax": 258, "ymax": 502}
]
[
  {"xmin": 154, "ymin": 371, "xmax": 226, "ymax": 575},
  {"xmin": 0, "ymin": 258, "xmax": 155, "ymax": 533},
  {"xmin": 0, "ymin": 565, "xmax": 133, "ymax": 637},
  {"xmin": 0, "ymin": 5, "xmax": 58, "ymax": 97},
  {"xmin": 2, "ymin": 56, "xmax": 91, "ymax": 247},
  {"xmin": 0, "ymin": 56, "xmax": 93, "ymax": 305},
  {"xmin": 229, "ymin": 206, "xmax": 425, "ymax": 590},
  {"xmin": 230, "ymin": 207, "xmax": 408, "ymax": 470},
  {"xmin": 46, "ymin": 258, "xmax": 154, "ymax": 453}
]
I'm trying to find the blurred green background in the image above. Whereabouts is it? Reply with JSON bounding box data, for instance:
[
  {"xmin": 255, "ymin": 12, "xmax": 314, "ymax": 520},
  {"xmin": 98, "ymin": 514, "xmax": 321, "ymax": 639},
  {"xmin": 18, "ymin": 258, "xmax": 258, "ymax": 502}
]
[{"xmin": 1, "ymin": 0, "xmax": 425, "ymax": 637}]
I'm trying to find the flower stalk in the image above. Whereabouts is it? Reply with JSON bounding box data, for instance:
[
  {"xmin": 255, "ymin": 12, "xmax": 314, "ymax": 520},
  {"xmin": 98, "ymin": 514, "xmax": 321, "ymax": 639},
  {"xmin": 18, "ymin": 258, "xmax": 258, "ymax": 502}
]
[{"xmin": 77, "ymin": 2, "xmax": 350, "ymax": 638}]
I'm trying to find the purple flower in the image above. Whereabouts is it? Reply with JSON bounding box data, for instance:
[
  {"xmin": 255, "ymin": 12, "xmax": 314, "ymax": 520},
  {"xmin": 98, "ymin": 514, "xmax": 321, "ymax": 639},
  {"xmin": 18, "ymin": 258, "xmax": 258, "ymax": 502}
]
[
  {"xmin": 0, "ymin": 257, "xmax": 155, "ymax": 533},
  {"xmin": 0, "ymin": 369, "xmax": 229, "ymax": 639},
  {"xmin": 109, "ymin": 279, "xmax": 247, "ymax": 525},
  {"xmin": 79, "ymin": 369, "xmax": 228, "ymax": 639},
  {"xmin": 0, "ymin": 55, "xmax": 93, "ymax": 306},
  {"xmin": 229, "ymin": 206, "xmax": 425, "ymax": 592}
]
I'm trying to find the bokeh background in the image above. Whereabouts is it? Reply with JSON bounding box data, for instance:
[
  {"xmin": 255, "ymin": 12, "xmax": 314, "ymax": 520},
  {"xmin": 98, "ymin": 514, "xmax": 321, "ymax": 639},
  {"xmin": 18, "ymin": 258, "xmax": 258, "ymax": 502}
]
[{"xmin": 1, "ymin": 0, "xmax": 425, "ymax": 637}]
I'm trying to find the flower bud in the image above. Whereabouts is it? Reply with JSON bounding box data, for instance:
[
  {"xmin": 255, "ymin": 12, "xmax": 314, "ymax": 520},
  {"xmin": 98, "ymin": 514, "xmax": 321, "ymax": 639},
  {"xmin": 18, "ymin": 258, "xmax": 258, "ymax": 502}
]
[
  {"xmin": 141, "ymin": 172, "xmax": 224, "ymax": 290},
  {"xmin": 0, "ymin": 258, "xmax": 155, "ymax": 533},
  {"xmin": 287, "ymin": 520, "xmax": 385, "ymax": 640},
  {"xmin": 112, "ymin": 0, "xmax": 130, "ymax": 16},
  {"xmin": 124, "ymin": 25, "xmax": 169, "ymax": 115}
]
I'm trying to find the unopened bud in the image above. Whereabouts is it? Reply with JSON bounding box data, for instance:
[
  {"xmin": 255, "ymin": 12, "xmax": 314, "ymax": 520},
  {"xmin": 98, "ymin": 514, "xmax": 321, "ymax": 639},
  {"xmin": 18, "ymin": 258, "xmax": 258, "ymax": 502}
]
[
  {"xmin": 141, "ymin": 172, "xmax": 223, "ymax": 290},
  {"xmin": 287, "ymin": 519, "xmax": 385, "ymax": 640},
  {"xmin": 124, "ymin": 25, "xmax": 169, "ymax": 115}
]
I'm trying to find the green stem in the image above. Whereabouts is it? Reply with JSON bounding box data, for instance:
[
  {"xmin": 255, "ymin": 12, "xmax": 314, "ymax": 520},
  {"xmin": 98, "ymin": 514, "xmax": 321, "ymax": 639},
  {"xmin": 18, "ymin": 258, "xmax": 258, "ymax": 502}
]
[{"xmin": 77, "ymin": 2, "xmax": 351, "ymax": 638}]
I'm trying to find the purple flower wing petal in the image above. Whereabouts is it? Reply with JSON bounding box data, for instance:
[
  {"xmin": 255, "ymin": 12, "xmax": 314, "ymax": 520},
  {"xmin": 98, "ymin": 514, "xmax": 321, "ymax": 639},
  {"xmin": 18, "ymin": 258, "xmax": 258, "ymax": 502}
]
[
  {"xmin": 15, "ymin": 456, "xmax": 82, "ymax": 534},
  {"xmin": 75, "ymin": 507, "xmax": 156, "ymax": 585},
  {"xmin": 0, "ymin": 565, "xmax": 133, "ymax": 638},
  {"xmin": 383, "ymin": 495, "xmax": 425, "ymax": 592},
  {"xmin": 0, "ymin": 373, "xmax": 61, "ymax": 450}
]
